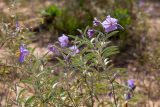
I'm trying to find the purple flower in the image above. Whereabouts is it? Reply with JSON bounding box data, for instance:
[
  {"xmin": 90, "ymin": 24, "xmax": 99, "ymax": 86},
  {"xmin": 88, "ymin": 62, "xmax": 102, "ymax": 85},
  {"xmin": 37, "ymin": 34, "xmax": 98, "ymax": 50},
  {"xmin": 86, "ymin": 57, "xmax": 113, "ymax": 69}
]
[
  {"xmin": 145, "ymin": 6, "xmax": 153, "ymax": 13},
  {"xmin": 47, "ymin": 44, "xmax": 59, "ymax": 55},
  {"xmin": 16, "ymin": 21, "xmax": 20, "ymax": 31},
  {"xmin": 124, "ymin": 92, "xmax": 132, "ymax": 100},
  {"xmin": 58, "ymin": 34, "xmax": 69, "ymax": 47},
  {"xmin": 69, "ymin": 45, "xmax": 80, "ymax": 56},
  {"xmin": 127, "ymin": 79, "xmax": 135, "ymax": 89},
  {"xmin": 93, "ymin": 18, "xmax": 101, "ymax": 26},
  {"xmin": 102, "ymin": 15, "xmax": 119, "ymax": 32},
  {"xmin": 108, "ymin": 92, "xmax": 113, "ymax": 98},
  {"xmin": 19, "ymin": 44, "xmax": 29, "ymax": 63},
  {"xmin": 87, "ymin": 29, "xmax": 95, "ymax": 38},
  {"xmin": 139, "ymin": 0, "xmax": 145, "ymax": 7}
]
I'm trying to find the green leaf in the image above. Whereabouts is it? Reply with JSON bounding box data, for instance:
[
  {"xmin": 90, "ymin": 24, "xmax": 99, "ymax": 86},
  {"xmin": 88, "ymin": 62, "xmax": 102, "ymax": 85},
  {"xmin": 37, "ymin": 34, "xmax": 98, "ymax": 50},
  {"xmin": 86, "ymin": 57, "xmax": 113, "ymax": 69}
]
[
  {"xmin": 21, "ymin": 78, "xmax": 33, "ymax": 85},
  {"xmin": 25, "ymin": 96, "xmax": 36, "ymax": 106},
  {"xmin": 84, "ymin": 52, "xmax": 96, "ymax": 62},
  {"xmin": 77, "ymin": 29, "xmax": 83, "ymax": 34},
  {"xmin": 17, "ymin": 88, "xmax": 26, "ymax": 103},
  {"xmin": 68, "ymin": 34, "xmax": 77, "ymax": 39},
  {"xmin": 55, "ymin": 57, "xmax": 66, "ymax": 66},
  {"xmin": 52, "ymin": 82, "xmax": 59, "ymax": 89},
  {"xmin": 71, "ymin": 56, "xmax": 83, "ymax": 67},
  {"xmin": 36, "ymin": 71, "xmax": 47, "ymax": 78},
  {"xmin": 83, "ymin": 26, "xmax": 89, "ymax": 36},
  {"xmin": 110, "ymin": 68, "xmax": 126, "ymax": 73},
  {"xmin": 106, "ymin": 31, "xmax": 119, "ymax": 39},
  {"xmin": 102, "ymin": 46, "xmax": 119, "ymax": 58}
]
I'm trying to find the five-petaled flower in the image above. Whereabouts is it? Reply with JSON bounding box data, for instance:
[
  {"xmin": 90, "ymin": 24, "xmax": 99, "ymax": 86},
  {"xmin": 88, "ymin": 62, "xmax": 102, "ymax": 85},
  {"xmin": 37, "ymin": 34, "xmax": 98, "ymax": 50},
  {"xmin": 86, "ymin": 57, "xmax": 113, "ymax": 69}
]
[
  {"xmin": 102, "ymin": 15, "xmax": 120, "ymax": 32},
  {"xmin": 48, "ymin": 44, "xmax": 59, "ymax": 55},
  {"xmin": 58, "ymin": 34, "xmax": 69, "ymax": 47},
  {"xmin": 19, "ymin": 44, "xmax": 29, "ymax": 63},
  {"xmin": 69, "ymin": 45, "xmax": 80, "ymax": 56},
  {"xmin": 87, "ymin": 29, "xmax": 95, "ymax": 38},
  {"xmin": 127, "ymin": 79, "xmax": 135, "ymax": 89}
]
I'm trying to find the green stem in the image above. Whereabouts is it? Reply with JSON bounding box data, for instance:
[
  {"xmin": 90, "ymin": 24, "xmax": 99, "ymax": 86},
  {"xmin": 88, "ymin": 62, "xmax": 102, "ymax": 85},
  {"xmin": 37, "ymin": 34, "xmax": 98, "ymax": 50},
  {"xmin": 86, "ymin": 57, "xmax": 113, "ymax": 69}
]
[
  {"xmin": 84, "ymin": 74, "xmax": 94, "ymax": 107},
  {"xmin": 98, "ymin": 37, "xmax": 118, "ymax": 107},
  {"xmin": 67, "ymin": 91, "xmax": 77, "ymax": 107},
  {"xmin": 111, "ymin": 83, "xmax": 117, "ymax": 107},
  {"xmin": 64, "ymin": 72, "xmax": 77, "ymax": 107}
]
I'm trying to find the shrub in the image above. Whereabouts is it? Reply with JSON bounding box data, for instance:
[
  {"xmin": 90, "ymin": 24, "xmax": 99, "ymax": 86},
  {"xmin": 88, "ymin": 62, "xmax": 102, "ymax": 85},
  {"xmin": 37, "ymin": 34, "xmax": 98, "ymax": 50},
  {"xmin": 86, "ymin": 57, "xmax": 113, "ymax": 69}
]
[{"xmin": 6, "ymin": 15, "xmax": 136, "ymax": 107}]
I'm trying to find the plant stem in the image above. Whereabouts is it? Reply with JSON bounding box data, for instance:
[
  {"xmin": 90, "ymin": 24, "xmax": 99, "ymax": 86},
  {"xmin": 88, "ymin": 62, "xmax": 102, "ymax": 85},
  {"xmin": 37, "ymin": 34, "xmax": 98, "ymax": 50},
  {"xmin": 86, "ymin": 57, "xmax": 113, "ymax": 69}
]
[
  {"xmin": 84, "ymin": 74, "xmax": 94, "ymax": 107},
  {"xmin": 111, "ymin": 83, "xmax": 117, "ymax": 107},
  {"xmin": 91, "ymin": 75, "xmax": 94, "ymax": 107},
  {"xmin": 65, "ymin": 72, "xmax": 77, "ymax": 107},
  {"xmin": 67, "ymin": 91, "xmax": 77, "ymax": 107}
]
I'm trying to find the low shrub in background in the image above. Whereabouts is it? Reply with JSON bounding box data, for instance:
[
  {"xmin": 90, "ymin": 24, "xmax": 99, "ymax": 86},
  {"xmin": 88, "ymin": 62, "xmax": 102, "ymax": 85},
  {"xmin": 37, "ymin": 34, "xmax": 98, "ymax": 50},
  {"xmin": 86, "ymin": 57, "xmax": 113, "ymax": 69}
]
[
  {"xmin": 38, "ymin": 0, "xmax": 147, "ymax": 54},
  {"xmin": 40, "ymin": 4, "xmax": 93, "ymax": 37}
]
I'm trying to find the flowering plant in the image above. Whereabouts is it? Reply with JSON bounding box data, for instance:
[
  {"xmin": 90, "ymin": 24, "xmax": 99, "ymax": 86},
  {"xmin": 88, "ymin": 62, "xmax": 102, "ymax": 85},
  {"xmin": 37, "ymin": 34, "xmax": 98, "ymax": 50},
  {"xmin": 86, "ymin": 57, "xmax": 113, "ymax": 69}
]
[{"xmin": 4, "ymin": 15, "xmax": 136, "ymax": 107}]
